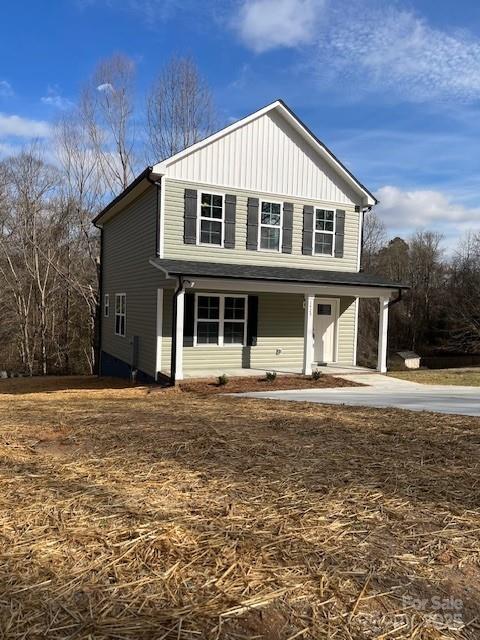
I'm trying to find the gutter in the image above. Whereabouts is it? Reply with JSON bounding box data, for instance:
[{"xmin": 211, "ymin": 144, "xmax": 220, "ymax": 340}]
[
  {"xmin": 388, "ymin": 288, "xmax": 403, "ymax": 308},
  {"xmin": 93, "ymin": 166, "xmax": 155, "ymax": 227},
  {"xmin": 170, "ymin": 275, "xmax": 185, "ymax": 386}
]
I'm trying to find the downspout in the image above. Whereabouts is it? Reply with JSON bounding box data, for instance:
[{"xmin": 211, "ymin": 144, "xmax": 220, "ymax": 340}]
[
  {"xmin": 96, "ymin": 226, "xmax": 104, "ymax": 376},
  {"xmin": 359, "ymin": 205, "xmax": 373, "ymax": 272},
  {"xmin": 170, "ymin": 275, "xmax": 184, "ymax": 386},
  {"xmin": 388, "ymin": 288, "xmax": 403, "ymax": 309},
  {"xmin": 147, "ymin": 172, "xmax": 162, "ymax": 258}
]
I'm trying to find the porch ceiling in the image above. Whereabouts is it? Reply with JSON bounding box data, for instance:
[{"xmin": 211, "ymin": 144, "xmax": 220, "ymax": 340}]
[{"xmin": 150, "ymin": 258, "xmax": 408, "ymax": 291}]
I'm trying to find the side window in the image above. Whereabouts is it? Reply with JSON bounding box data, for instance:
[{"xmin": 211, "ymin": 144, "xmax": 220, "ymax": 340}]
[
  {"xmin": 259, "ymin": 201, "xmax": 282, "ymax": 251},
  {"xmin": 314, "ymin": 209, "xmax": 335, "ymax": 256},
  {"xmin": 115, "ymin": 293, "xmax": 126, "ymax": 337},
  {"xmin": 198, "ymin": 193, "xmax": 224, "ymax": 246},
  {"xmin": 104, "ymin": 293, "xmax": 109, "ymax": 318}
]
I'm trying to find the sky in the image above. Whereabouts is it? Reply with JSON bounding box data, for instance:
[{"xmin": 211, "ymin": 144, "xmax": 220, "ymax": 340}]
[{"xmin": 1, "ymin": 0, "xmax": 480, "ymax": 249}]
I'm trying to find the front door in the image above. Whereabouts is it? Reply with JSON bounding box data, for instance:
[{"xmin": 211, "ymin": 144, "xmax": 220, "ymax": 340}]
[{"xmin": 313, "ymin": 298, "xmax": 337, "ymax": 363}]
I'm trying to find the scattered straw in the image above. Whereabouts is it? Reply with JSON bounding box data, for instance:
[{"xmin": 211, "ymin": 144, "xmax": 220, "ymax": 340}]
[{"xmin": 0, "ymin": 375, "xmax": 478, "ymax": 638}]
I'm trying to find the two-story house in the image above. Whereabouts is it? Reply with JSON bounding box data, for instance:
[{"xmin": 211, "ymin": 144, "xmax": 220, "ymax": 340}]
[{"xmin": 94, "ymin": 100, "xmax": 405, "ymax": 383}]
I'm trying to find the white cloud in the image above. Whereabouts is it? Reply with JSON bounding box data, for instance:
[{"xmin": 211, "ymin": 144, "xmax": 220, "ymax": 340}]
[
  {"xmin": 235, "ymin": 0, "xmax": 323, "ymax": 53},
  {"xmin": 0, "ymin": 113, "xmax": 51, "ymax": 138},
  {"xmin": 321, "ymin": 4, "xmax": 480, "ymax": 102},
  {"xmin": 0, "ymin": 81, "xmax": 14, "ymax": 98},
  {"xmin": 97, "ymin": 82, "xmax": 115, "ymax": 93},
  {"xmin": 233, "ymin": 0, "xmax": 480, "ymax": 102},
  {"xmin": 41, "ymin": 86, "xmax": 73, "ymax": 110},
  {"xmin": 375, "ymin": 186, "xmax": 480, "ymax": 244}
]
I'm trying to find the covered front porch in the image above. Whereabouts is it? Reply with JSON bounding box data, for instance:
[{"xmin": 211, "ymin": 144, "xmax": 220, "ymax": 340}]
[{"xmin": 151, "ymin": 259, "xmax": 406, "ymax": 383}]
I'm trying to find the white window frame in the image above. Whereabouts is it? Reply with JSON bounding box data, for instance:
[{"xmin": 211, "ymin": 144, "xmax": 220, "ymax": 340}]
[
  {"xmin": 258, "ymin": 199, "xmax": 283, "ymax": 252},
  {"xmin": 313, "ymin": 208, "xmax": 336, "ymax": 257},
  {"xmin": 193, "ymin": 293, "xmax": 248, "ymax": 347},
  {"xmin": 196, "ymin": 191, "xmax": 225, "ymax": 248},
  {"xmin": 114, "ymin": 293, "xmax": 126, "ymax": 337},
  {"xmin": 104, "ymin": 293, "xmax": 110, "ymax": 318}
]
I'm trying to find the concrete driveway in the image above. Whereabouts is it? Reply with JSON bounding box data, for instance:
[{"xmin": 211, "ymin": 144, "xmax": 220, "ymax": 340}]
[{"xmin": 241, "ymin": 374, "xmax": 480, "ymax": 417}]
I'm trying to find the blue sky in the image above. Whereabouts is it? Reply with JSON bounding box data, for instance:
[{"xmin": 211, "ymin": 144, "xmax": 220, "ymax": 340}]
[{"xmin": 1, "ymin": 0, "xmax": 480, "ymax": 248}]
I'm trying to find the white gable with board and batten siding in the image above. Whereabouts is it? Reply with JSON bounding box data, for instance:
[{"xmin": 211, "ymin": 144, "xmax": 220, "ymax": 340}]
[{"xmin": 152, "ymin": 100, "xmax": 376, "ymax": 207}]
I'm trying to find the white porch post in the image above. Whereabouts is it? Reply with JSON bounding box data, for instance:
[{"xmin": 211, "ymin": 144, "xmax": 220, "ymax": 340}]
[
  {"xmin": 175, "ymin": 288, "xmax": 185, "ymax": 381},
  {"xmin": 377, "ymin": 296, "xmax": 389, "ymax": 373},
  {"xmin": 303, "ymin": 294, "xmax": 315, "ymax": 375}
]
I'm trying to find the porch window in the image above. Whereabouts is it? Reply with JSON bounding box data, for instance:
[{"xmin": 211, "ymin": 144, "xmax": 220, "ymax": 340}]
[
  {"xmin": 195, "ymin": 294, "xmax": 247, "ymax": 346},
  {"xmin": 198, "ymin": 192, "xmax": 224, "ymax": 246},
  {"xmin": 259, "ymin": 201, "xmax": 282, "ymax": 251},
  {"xmin": 115, "ymin": 293, "xmax": 126, "ymax": 337},
  {"xmin": 314, "ymin": 209, "xmax": 335, "ymax": 255}
]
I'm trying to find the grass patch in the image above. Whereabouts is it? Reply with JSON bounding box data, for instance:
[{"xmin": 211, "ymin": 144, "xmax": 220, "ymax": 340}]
[
  {"xmin": 390, "ymin": 368, "xmax": 480, "ymax": 386},
  {"xmin": 0, "ymin": 375, "xmax": 479, "ymax": 638}
]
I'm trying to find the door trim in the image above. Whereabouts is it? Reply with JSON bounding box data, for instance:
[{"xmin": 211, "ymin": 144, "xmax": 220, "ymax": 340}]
[{"xmin": 313, "ymin": 297, "xmax": 339, "ymax": 364}]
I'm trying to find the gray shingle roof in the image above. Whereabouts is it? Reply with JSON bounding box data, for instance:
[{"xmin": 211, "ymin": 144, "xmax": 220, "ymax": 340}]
[{"xmin": 151, "ymin": 258, "xmax": 407, "ymax": 290}]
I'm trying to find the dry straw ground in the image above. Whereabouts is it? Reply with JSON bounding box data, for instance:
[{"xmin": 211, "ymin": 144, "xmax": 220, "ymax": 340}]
[{"xmin": 0, "ymin": 375, "xmax": 479, "ymax": 639}]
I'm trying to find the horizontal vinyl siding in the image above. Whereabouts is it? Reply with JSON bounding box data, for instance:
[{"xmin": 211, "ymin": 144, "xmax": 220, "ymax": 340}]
[
  {"xmin": 164, "ymin": 111, "xmax": 360, "ymax": 205},
  {"xmin": 102, "ymin": 186, "xmax": 159, "ymax": 377},
  {"xmin": 158, "ymin": 290, "xmax": 356, "ymax": 375},
  {"xmin": 250, "ymin": 293, "xmax": 304, "ymax": 371},
  {"xmin": 337, "ymin": 297, "xmax": 356, "ymax": 365},
  {"xmin": 163, "ymin": 178, "xmax": 360, "ymax": 271},
  {"xmin": 161, "ymin": 288, "xmax": 173, "ymax": 375}
]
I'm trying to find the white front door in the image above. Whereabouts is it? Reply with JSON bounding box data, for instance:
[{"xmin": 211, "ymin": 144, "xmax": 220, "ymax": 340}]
[{"xmin": 313, "ymin": 298, "xmax": 337, "ymax": 363}]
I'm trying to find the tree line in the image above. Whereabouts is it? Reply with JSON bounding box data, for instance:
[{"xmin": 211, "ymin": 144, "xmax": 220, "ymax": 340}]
[
  {"xmin": 0, "ymin": 54, "xmax": 217, "ymax": 375},
  {"xmin": 358, "ymin": 214, "xmax": 480, "ymax": 367},
  {"xmin": 0, "ymin": 53, "xmax": 478, "ymax": 375}
]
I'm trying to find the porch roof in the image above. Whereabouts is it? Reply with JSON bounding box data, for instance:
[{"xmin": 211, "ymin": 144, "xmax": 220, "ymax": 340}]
[{"xmin": 150, "ymin": 258, "xmax": 408, "ymax": 290}]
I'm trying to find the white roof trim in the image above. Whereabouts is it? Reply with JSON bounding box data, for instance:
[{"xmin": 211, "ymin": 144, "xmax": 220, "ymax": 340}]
[{"xmin": 152, "ymin": 100, "xmax": 376, "ymax": 206}]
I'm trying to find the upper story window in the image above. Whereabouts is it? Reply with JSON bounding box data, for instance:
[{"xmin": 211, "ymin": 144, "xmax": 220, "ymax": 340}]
[
  {"xmin": 259, "ymin": 201, "xmax": 282, "ymax": 251},
  {"xmin": 198, "ymin": 192, "xmax": 224, "ymax": 246},
  {"xmin": 314, "ymin": 209, "xmax": 335, "ymax": 256},
  {"xmin": 104, "ymin": 293, "xmax": 109, "ymax": 318},
  {"xmin": 195, "ymin": 294, "xmax": 247, "ymax": 346},
  {"xmin": 115, "ymin": 293, "xmax": 126, "ymax": 337}
]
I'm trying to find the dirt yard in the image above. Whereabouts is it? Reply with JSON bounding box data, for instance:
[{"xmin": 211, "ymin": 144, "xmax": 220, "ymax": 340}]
[
  {"xmin": 179, "ymin": 372, "xmax": 361, "ymax": 394},
  {"xmin": 0, "ymin": 375, "xmax": 479, "ymax": 639}
]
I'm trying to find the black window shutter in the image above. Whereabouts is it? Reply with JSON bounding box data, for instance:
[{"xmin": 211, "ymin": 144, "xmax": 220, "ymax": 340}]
[
  {"xmin": 302, "ymin": 205, "xmax": 314, "ymax": 255},
  {"xmin": 246, "ymin": 197, "xmax": 259, "ymax": 250},
  {"xmin": 282, "ymin": 202, "xmax": 293, "ymax": 253},
  {"xmin": 224, "ymin": 194, "xmax": 236, "ymax": 248},
  {"xmin": 334, "ymin": 209, "xmax": 345, "ymax": 258},
  {"xmin": 183, "ymin": 292, "xmax": 195, "ymax": 346},
  {"xmin": 184, "ymin": 189, "xmax": 197, "ymax": 244},
  {"xmin": 247, "ymin": 296, "xmax": 258, "ymax": 346}
]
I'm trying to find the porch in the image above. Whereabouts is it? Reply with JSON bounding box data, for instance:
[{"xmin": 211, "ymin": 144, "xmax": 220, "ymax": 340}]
[{"xmin": 151, "ymin": 258, "xmax": 406, "ymax": 383}]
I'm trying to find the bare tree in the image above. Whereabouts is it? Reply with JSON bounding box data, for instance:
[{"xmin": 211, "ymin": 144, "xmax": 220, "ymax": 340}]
[
  {"xmin": 0, "ymin": 150, "xmax": 60, "ymax": 374},
  {"xmin": 55, "ymin": 113, "xmax": 102, "ymax": 371},
  {"xmin": 147, "ymin": 55, "xmax": 217, "ymax": 162},
  {"xmin": 449, "ymin": 232, "xmax": 480, "ymax": 352},
  {"xmin": 361, "ymin": 210, "xmax": 386, "ymax": 271},
  {"xmin": 80, "ymin": 53, "xmax": 137, "ymax": 194}
]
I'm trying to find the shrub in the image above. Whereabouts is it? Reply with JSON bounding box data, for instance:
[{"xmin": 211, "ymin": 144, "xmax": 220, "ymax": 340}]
[
  {"xmin": 217, "ymin": 374, "xmax": 229, "ymax": 386},
  {"xmin": 265, "ymin": 371, "xmax": 277, "ymax": 382},
  {"xmin": 311, "ymin": 369, "xmax": 322, "ymax": 380}
]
